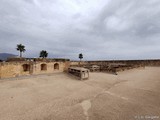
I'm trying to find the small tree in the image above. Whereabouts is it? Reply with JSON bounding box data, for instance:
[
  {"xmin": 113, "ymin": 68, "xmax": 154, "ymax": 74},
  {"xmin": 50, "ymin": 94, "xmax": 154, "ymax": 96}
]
[
  {"xmin": 16, "ymin": 44, "xmax": 26, "ymax": 57},
  {"xmin": 39, "ymin": 50, "xmax": 48, "ymax": 58},
  {"xmin": 79, "ymin": 53, "xmax": 83, "ymax": 61},
  {"xmin": 79, "ymin": 53, "xmax": 83, "ymax": 66}
]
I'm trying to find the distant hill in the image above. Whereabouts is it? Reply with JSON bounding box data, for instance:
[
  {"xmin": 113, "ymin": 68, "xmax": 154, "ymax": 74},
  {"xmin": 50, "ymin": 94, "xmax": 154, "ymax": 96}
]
[{"xmin": 0, "ymin": 53, "xmax": 17, "ymax": 61}]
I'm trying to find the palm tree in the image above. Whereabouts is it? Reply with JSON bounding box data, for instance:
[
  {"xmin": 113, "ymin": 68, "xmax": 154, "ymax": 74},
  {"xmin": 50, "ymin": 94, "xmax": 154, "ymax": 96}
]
[
  {"xmin": 16, "ymin": 44, "xmax": 26, "ymax": 57},
  {"xmin": 79, "ymin": 53, "xmax": 83, "ymax": 64},
  {"xmin": 39, "ymin": 50, "xmax": 48, "ymax": 58},
  {"xmin": 79, "ymin": 53, "xmax": 83, "ymax": 66}
]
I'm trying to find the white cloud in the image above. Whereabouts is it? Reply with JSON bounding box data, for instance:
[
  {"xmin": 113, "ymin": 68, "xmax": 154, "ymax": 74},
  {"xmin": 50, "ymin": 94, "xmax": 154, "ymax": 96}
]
[{"xmin": 0, "ymin": 0, "xmax": 160, "ymax": 60}]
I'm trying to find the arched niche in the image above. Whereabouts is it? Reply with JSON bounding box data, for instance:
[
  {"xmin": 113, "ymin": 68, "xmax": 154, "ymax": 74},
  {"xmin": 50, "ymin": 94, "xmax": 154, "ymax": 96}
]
[
  {"xmin": 41, "ymin": 64, "xmax": 47, "ymax": 71},
  {"xmin": 54, "ymin": 63, "xmax": 59, "ymax": 70},
  {"xmin": 22, "ymin": 64, "xmax": 30, "ymax": 72}
]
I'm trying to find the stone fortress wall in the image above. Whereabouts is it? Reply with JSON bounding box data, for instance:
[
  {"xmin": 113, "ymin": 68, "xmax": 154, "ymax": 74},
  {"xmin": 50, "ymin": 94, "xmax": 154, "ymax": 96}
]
[
  {"xmin": 0, "ymin": 58, "xmax": 70, "ymax": 79},
  {"xmin": 0, "ymin": 58, "xmax": 160, "ymax": 79},
  {"xmin": 70, "ymin": 59, "xmax": 160, "ymax": 74},
  {"xmin": 70, "ymin": 59, "xmax": 160, "ymax": 66}
]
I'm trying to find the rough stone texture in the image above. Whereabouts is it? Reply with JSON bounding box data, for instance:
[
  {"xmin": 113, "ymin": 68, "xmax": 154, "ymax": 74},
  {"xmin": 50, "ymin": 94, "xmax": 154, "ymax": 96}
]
[
  {"xmin": 0, "ymin": 61, "xmax": 65, "ymax": 79},
  {"xmin": 1, "ymin": 59, "xmax": 160, "ymax": 79},
  {"xmin": 71, "ymin": 60, "xmax": 160, "ymax": 66}
]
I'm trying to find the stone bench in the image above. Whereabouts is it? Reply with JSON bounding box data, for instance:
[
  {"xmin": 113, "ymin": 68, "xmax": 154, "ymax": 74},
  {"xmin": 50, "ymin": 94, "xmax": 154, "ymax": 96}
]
[{"xmin": 68, "ymin": 67, "xmax": 89, "ymax": 80}]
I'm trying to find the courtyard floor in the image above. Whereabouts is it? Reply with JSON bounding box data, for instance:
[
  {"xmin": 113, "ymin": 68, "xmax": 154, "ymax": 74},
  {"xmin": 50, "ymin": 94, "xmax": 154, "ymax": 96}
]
[{"xmin": 0, "ymin": 67, "xmax": 160, "ymax": 120}]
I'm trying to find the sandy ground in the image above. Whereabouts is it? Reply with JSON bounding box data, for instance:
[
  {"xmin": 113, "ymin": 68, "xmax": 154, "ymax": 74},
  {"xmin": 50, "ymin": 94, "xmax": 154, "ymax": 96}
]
[{"xmin": 0, "ymin": 67, "xmax": 160, "ymax": 120}]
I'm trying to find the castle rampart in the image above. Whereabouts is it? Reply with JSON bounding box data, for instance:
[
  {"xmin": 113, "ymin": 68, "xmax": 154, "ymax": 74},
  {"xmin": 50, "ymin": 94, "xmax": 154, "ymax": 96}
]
[
  {"xmin": 0, "ymin": 60, "xmax": 70, "ymax": 79},
  {"xmin": 70, "ymin": 59, "xmax": 160, "ymax": 66},
  {"xmin": 0, "ymin": 59, "xmax": 160, "ymax": 79}
]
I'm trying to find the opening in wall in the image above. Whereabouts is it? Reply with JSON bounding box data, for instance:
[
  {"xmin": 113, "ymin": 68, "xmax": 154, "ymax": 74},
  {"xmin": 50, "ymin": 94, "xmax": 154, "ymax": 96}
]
[
  {"xmin": 22, "ymin": 64, "xmax": 30, "ymax": 72},
  {"xmin": 41, "ymin": 64, "xmax": 47, "ymax": 71},
  {"xmin": 54, "ymin": 63, "xmax": 59, "ymax": 70}
]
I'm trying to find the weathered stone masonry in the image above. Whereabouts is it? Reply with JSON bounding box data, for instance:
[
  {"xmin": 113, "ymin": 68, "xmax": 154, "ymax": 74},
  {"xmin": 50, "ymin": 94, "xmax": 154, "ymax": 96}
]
[
  {"xmin": 0, "ymin": 59, "xmax": 160, "ymax": 79},
  {"xmin": 70, "ymin": 59, "xmax": 160, "ymax": 67},
  {"xmin": 0, "ymin": 61, "xmax": 70, "ymax": 79}
]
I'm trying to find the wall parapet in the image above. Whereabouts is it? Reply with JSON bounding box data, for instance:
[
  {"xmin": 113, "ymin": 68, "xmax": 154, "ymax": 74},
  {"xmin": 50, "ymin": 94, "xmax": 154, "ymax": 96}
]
[{"xmin": 70, "ymin": 59, "xmax": 160, "ymax": 66}]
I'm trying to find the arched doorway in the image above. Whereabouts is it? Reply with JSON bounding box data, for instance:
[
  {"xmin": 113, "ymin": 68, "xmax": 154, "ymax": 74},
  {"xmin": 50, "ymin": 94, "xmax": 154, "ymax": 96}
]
[
  {"xmin": 54, "ymin": 63, "xmax": 59, "ymax": 70},
  {"xmin": 22, "ymin": 64, "xmax": 30, "ymax": 72},
  {"xmin": 41, "ymin": 64, "xmax": 47, "ymax": 71}
]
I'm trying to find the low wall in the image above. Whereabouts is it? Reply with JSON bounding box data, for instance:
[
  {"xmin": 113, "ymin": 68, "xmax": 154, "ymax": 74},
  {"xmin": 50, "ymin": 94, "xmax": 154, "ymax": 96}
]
[{"xmin": 70, "ymin": 59, "xmax": 160, "ymax": 66}]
